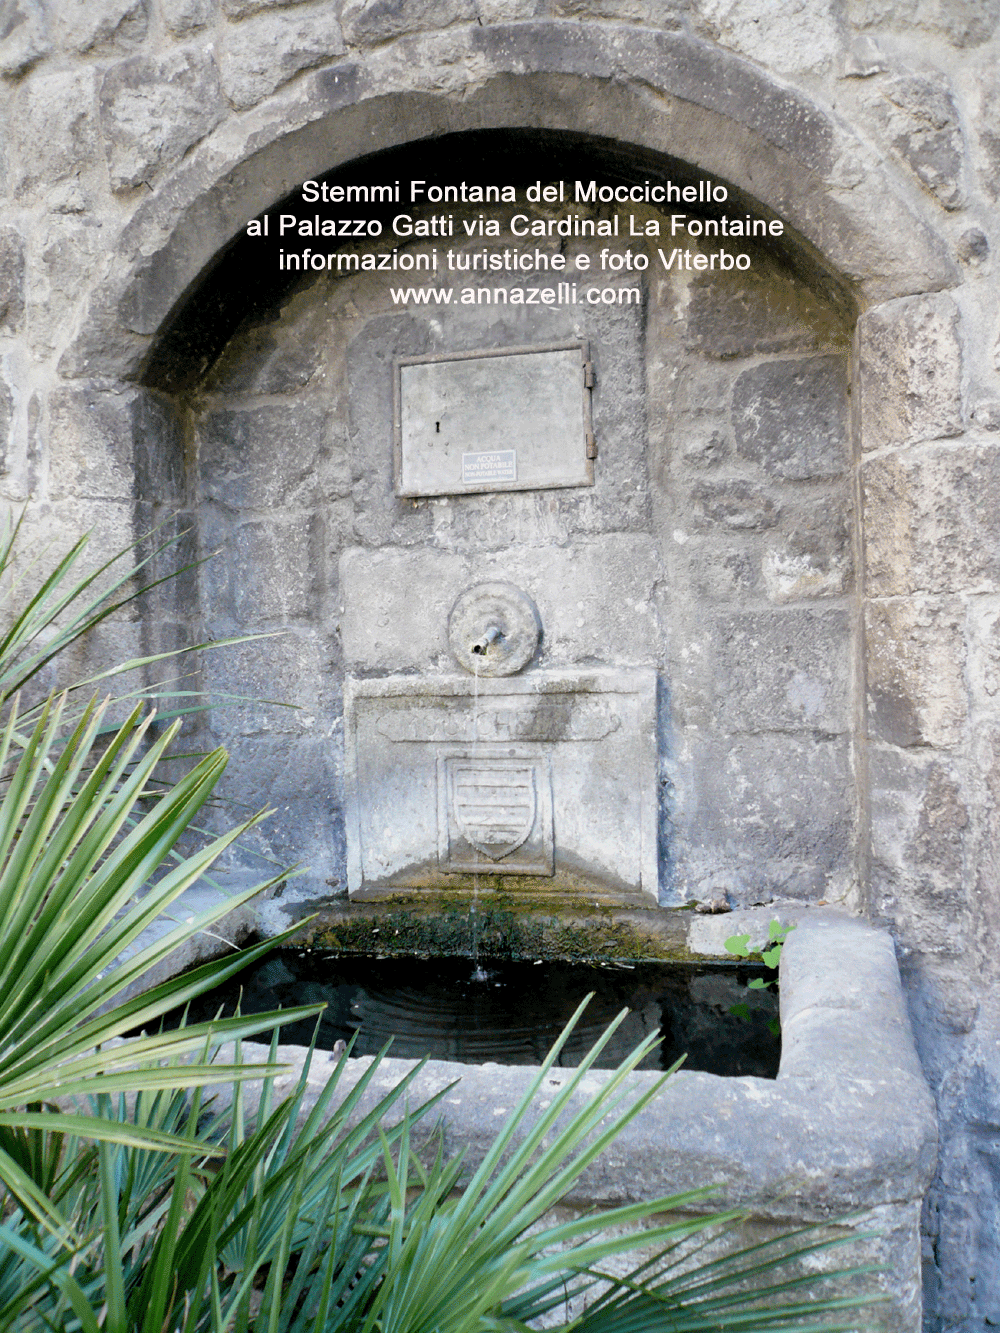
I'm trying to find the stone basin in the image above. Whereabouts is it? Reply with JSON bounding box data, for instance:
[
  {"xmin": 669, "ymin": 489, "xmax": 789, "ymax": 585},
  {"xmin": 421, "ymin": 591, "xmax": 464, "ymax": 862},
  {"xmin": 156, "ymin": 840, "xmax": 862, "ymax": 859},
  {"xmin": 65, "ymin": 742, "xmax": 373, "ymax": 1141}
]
[{"xmin": 185, "ymin": 905, "xmax": 934, "ymax": 1332}]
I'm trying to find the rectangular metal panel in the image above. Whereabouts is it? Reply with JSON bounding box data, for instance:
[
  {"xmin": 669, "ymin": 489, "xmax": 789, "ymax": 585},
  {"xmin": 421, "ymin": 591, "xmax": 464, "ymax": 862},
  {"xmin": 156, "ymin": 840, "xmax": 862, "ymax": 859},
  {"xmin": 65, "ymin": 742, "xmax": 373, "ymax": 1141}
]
[{"xmin": 394, "ymin": 341, "xmax": 594, "ymax": 496}]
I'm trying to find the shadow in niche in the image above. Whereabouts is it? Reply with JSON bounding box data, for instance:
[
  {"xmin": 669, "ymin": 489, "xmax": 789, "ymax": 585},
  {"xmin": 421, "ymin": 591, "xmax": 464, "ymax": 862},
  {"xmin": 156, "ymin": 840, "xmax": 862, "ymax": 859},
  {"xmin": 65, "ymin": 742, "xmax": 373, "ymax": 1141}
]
[{"xmin": 139, "ymin": 126, "xmax": 855, "ymax": 395}]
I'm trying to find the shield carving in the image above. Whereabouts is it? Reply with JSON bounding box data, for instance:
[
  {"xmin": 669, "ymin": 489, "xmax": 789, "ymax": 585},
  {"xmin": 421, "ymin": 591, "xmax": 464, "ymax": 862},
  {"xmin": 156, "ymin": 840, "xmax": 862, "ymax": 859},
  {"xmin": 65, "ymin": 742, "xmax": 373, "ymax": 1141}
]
[{"xmin": 450, "ymin": 761, "xmax": 536, "ymax": 860}]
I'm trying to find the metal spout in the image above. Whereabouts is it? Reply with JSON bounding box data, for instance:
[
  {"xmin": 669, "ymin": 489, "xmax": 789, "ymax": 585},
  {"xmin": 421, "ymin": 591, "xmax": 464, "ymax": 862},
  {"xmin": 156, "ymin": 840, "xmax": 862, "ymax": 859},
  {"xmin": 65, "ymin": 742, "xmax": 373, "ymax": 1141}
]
[{"xmin": 471, "ymin": 625, "xmax": 503, "ymax": 655}]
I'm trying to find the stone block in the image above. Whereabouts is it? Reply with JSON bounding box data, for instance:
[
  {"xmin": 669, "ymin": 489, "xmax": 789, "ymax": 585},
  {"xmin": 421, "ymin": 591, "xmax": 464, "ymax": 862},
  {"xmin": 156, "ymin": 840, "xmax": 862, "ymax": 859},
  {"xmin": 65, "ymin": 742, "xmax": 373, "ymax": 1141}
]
[
  {"xmin": 199, "ymin": 512, "xmax": 321, "ymax": 629},
  {"xmin": 340, "ymin": 0, "xmax": 476, "ymax": 47},
  {"xmin": 686, "ymin": 539, "xmax": 760, "ymax": 601},
  {"xmin": 677, "ymin": 734, "xmax": 854, "ymax": 901},
  {"xmin": 10, "ymin": 69, "xmax": 99, "ymax": 197},
  {"xmin": 968, "ymin": 597, "xmax": 1000, "ymax": 707},
  {"xmin": 763, "ymin": 494, "xmax": 852, "ymax": 602},
  {"xmin": 477, "ymin": 0, "xmax": 548, "ymax": 17},
  {"xmin": 47, "ymin": 385, "xmax": 136, "ymax": 502},
  {"xmin": 858, "ymin": 294, "xmax": 963, "ymax": 450},
  {"xmin": 0, "ymin": 366, "xmax": 12, "ymax": 477},
  {"xmin": 221, "ymin": 0, "xmax": 311, "ymax": 16},
  {"xmin": 878, "ymin": 73, "xmax": 964, "ymax": 210},
  {"xmin": 218, "ymin": 10, "xmax": 345, "ymax": 110},
  {"xmin": 863, "ymin": 442, "xmax": 1000, "ymax": 597},
  {"xmin": 53, "ymin": 0, "xmax": 147, "ymax": 52},
  {"xmin": 707, "ymin": 607, "xmax": 851, "ymax": 734},
  {"xmin": 690, "ymin": 479, "xmax": 779, "ymax": 530},
  {"xmin": 161, "ymin": 0, "xmax": 213, "ymax": 32},
  {"xmin": 47, "ymin": 384, "xmax": 183, "ymax": 505},
  {"xmin": 199, "ymin": 400, "xmax": 345, "ymax": 510},
  {"xmin": 869, "ymin": 746, "xmax": 970, "ymax": 958},
  {"xmin": 338, "ymin": 536, "xmax": 664, "ymax": 674},
  {"xmin": 847, "ymin": 0, "xmax": 998, "ymax": 47},
  {"xmin": 203, "ymin": 312, "xmax": 325, "ymax": 395},
  {"xmin": 24, "ymin": 217, "xmax": 112, "ymax": 356},
  {"xmin": 0, "ymin": 229, "xmax": 24, "ymax": 335},
  {"xmin": 211, "ymin": 734, "xmax": 341, "ymax": 871},
  {"xmin": 344, "ymin": 668, "xmax": 658, "ymax": 903},
  {"xmin": 697, "ymin": 0, "xmax": 840, "ymax": 74},
  {"xmin": 683, "ymin": 259, "xmax": 849, "ymax": 361},
  {"xmin": 732, "ymin": 355, "xmax": 849, "ymax": 480},
  {"xmin": 199, "ymin": 632, "xmax": 326, "ymax": 737},
  {"xmin": 0, "ymin": 0, "xmax": 50, "ymax": 76},
  {"xmin": 865, "ymin": 598, "xmax": 966, "ymax": 748},
  {"xmin": 100, "ymin": 46, "xmax": 225, "ymax": 193}
]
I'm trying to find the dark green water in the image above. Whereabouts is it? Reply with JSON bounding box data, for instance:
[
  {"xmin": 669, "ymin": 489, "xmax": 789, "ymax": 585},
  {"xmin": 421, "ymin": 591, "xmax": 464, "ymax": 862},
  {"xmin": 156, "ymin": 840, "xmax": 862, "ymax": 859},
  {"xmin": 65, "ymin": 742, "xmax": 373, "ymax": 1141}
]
[{"xmin": 173, "ymin": 951, "xmax": 781, "ymax": 1077}]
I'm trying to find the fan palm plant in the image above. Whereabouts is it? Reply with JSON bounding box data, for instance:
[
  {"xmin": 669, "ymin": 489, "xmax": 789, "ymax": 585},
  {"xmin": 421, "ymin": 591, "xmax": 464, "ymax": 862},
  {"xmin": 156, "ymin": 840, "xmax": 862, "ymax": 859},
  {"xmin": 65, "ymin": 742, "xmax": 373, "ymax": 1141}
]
[
  {"xmin": 0, "ymin": 1006, "xmax": 882, "ymax": 1332},
  {"xmin": 0, "ymin": 512, "xmax": 316, "ymax": 1228}
]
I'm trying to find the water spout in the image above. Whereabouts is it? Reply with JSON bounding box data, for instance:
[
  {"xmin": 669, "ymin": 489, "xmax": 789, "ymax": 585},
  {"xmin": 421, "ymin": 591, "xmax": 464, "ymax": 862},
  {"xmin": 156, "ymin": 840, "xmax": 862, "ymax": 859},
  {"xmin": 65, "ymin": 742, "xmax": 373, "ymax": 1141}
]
[{"xmin": 471, "ymin": 624, "xmax": 503, "ymax": 655}]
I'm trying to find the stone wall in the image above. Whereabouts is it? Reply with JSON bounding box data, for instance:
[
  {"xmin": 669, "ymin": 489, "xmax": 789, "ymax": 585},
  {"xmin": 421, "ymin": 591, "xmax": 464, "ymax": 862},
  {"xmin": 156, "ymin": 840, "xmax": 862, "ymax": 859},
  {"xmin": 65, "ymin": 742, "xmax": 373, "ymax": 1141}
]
[{"xmin": 2, "ymin": 0, "xmax": 1000, "ymax": 1327}]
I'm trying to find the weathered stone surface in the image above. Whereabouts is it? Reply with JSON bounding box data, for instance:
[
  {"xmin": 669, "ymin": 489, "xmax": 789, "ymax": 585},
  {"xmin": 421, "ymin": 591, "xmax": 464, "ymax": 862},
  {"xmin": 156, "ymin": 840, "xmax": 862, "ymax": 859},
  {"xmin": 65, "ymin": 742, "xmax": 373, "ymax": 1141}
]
[
  {"xmin": 341, "ymin": 0, "xmax": 476, "ymax": 46},
  {"xmin": 199, "ymin": 400, "xmax": 347, "ymax": 510},
  {"xmin": 0, "ymin": 366, "xmax": 12, "ymax": 477},
  {"xmin": 221, "ymin": 0, "xmax": 312, "ymax": 16},
  {"xmin": 9, "ymin": 69, "xmax": 99, "ymax": 197},
  {"xmin": 199, "ymin": 510, "xmax": 321, "ymax": 627},
  {"xmin": 477, "ymin": 0, "xmax": 546, "ymax": 18},
  {"xmin": 732, "ymin": 355, "xmax": 849, "ymax": 480},
  {"xmin": 863, "ymin": 442, "xmax": 1000, "ymax": 596},
  {"xmin": 344, "ymin": 668, "xmax": 658, "ymax": 903},
  {"xmin": 0, "ymin": 0, "xmax": 50, "ymax": 75},
  {"xmin": 762, "ymin": 495, "xmax": 852, "ymax": 601},
  {"xmin": 198, "ymin": 631, "xmax": 326, "ymax": 736},
  {"xmin": 219, "ymin": 9, "xmax": 345, "ymax": 109},
  {"xmin": 677, "ymin": 734, "xmax": 854, "ymax": 899},
  {"xmin": 706, "ymin": 607, "xmax": 851, "ymax": 734},
  {"xmin": 47, "ymin": 384, "xmax": 184, "ymax": 504},
  {"xmin": 976, "ymin": 79, "xmax": 1000, "ymax": 201},
  {"xmin": 551, "ymin": 0, "xmax": 685, "ymax": 18},
  {"xmin": 858, "ymin": 294, "xmax": 963, "ymax": 450},
  {"xmin": 22, "ymin": 217, "xmax": 110, "ymax": 355},
  {"xmin": 339, "ymin": 537, "xmax": 664, "ymax": 673},
  {"xmin": 53, "ymin": 0, "xmax": 147, "ymax": 52},
  {"xmin": 866, "ymin": 598, "xmax": 966, "ymax": 748},
  {"xmin": 161, "ymin": 0, "xmax": 213, "ymax": 33},
  {"xmin": 697, "ymin": 0, "xmax": 841, "ymax": 73},
  {"xmin": 683, "ymin": 261, "xmax": 848, "ymax": 360},
  {"xmin": 848, "ymin": 0, "xmax": 998, "ymax": 47},
  {"xmin": 0, "ymin": 228, "xmax": 24, "ymax": 334},
  {"xmin": 841, "ymin": 32, "xmax": 887, "ymax": 76},
  {"xmin": 211, "ymin": 733, "xmax": 342, "ymax": 873},
  {"xmin": 878, "ymin": 73, "xmax": 965, "ymax": 209},
  {"xmin": 690, "ymin": 479, "xmax": 779, "ymax": 529},
  {"xmin": 100, "ymin": 46, "xmax": 225, "ymax": 192},
  {"xmin": 203, "ymin": 309, "xmax": 325, "ymax": 394},
  {"xmin": 869, "ymin": 746, "xmax": 971, "ymax": 961}
]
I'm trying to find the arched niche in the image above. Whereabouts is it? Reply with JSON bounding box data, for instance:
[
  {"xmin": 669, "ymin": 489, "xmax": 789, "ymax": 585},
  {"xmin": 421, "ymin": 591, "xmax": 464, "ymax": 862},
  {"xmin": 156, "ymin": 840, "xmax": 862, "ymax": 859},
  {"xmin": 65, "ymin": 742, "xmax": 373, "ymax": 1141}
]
[{"xmin": 124, "ymin": 125, "xmax": 865, "ymax": 907}]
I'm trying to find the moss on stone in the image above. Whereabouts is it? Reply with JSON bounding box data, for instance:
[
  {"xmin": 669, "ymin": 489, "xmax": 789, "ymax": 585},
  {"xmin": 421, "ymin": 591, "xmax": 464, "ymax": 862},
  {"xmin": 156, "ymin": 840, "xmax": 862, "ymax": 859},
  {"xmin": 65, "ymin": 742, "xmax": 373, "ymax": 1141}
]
[{"xmin": 293, "ymin": 897, "xmax": 697, "ymax": 963}]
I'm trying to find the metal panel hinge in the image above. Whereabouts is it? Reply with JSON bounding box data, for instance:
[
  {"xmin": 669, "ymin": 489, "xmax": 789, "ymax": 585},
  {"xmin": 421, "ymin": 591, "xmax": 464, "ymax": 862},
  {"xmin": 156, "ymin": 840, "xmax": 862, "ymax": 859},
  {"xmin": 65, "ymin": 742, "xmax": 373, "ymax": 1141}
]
[
  {"xmin": 586, "ymin": 433, "xmax": 598, "ymax": 459},
  {"xmin": 583, "ymin": 361, "xmax": 596, "ymax": 389}
]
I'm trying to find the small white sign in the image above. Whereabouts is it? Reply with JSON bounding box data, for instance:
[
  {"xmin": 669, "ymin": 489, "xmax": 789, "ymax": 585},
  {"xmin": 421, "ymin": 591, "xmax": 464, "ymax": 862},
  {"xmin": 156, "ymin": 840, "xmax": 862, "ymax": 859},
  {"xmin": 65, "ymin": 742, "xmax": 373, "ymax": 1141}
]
[{"xmin": 462, "ymin": 449, "xmax": 517, "ymax": 486}]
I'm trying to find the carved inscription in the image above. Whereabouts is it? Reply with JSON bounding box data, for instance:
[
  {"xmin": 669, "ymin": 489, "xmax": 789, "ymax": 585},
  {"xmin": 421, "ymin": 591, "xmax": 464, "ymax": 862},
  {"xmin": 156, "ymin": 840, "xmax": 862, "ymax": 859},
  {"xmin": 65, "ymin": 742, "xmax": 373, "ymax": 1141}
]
[{"xmin": 376, "ymin": 695, "xmax": 622, "ymax": 744}]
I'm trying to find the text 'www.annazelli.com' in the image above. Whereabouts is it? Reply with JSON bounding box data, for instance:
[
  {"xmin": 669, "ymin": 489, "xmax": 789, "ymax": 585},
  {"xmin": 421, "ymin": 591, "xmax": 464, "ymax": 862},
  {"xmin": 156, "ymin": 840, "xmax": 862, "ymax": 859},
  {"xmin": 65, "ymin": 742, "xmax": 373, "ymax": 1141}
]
[{"xmin": 385, "ymin": 284, "xmax": 642, "ymax": 306}]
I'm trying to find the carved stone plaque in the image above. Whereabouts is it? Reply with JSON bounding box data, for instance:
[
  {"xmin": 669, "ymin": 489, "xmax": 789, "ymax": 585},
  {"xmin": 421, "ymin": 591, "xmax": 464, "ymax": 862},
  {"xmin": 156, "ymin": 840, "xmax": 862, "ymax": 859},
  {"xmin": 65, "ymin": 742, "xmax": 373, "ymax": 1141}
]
[
  {"xmin": 394, "ymin": 341, "xmax": 595, "ymax": 497},
  {"xmin": 343, "ymin": 668, "xmax": 657, "ymax": 903},
  {"xmin": 439, "ymin": 753, "xmax": 553, "ymax": 874}
]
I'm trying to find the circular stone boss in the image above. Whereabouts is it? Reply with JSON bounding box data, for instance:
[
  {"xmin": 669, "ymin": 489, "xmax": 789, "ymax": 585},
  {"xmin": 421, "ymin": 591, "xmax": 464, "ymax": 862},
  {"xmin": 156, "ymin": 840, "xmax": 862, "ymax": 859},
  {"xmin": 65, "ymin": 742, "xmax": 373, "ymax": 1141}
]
[{"xmin": 448, "ymin": 582, "xmax": 541, "ymax": 676}]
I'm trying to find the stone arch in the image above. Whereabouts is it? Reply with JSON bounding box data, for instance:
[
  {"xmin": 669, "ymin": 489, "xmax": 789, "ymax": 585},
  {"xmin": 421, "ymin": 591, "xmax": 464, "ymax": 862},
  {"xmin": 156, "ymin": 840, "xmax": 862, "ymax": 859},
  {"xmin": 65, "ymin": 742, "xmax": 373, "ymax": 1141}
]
[
  {"xmin": 59, "ymin": 23, "xmax": 956, "ymax": 384},
  {"xmin": 59, "ymin": 21, "xmax": 963, "ymax": 913}
]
